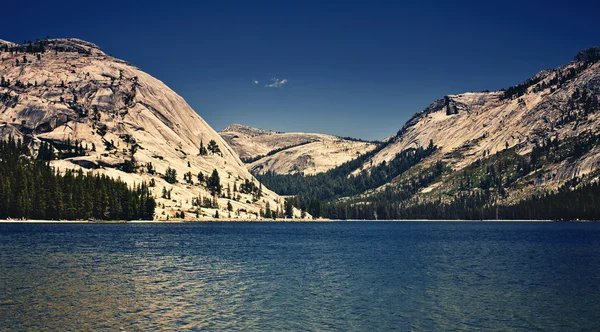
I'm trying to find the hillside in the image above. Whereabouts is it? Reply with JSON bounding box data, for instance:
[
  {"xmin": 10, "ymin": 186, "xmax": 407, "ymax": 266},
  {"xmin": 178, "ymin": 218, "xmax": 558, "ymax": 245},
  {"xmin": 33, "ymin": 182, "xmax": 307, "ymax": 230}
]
[
  {"xmin": 220, "ymin": 124, "xmax": 378, "ymax": 175},
  {"xmin": 0, "ymin": 38, "xmax": 302, "ymax": 220},
  {"xmin": 259, "ymin": 46, "xmax": 600, "ymax": 220},
  {"xmin": 360, "ymin": 47, "xmax": 600, "ymax": 193}
]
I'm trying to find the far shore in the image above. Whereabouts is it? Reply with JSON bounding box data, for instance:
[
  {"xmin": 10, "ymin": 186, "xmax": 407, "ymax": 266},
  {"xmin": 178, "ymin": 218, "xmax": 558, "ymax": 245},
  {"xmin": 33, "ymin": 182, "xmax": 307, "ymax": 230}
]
[{"xmin": 1, "ymin": 219, "xmax": 594, "ymax": 223}]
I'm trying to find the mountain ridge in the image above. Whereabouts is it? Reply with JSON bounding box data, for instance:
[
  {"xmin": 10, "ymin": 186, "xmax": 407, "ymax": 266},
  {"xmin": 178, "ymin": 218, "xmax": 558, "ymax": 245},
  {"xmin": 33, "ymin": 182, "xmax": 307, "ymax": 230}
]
[
  {"xmin": 219, "ymin": 124, "xmax": 378, "ymax": 175},
  {"xmin": 360, "ymin": 50, "xmax": 600, "ymax": 175},
  {"xmin": 257, "ymin": 45, "xmax": 600, "ymax": 220},
  {"xmin": 0, "ymin": 38, "xmax": 303, "ymax": 220}
]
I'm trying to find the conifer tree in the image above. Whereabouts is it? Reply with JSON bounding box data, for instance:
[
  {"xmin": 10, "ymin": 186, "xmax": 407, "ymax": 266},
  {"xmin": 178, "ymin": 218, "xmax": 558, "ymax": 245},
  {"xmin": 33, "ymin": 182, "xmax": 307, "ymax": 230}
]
[
  {"xmin": 265, "ymin": 201, "xmax": 272, "ymax": 219},
  {"xmin": 199, "ymin": 140, "xmax": 208, "ymax": 156},
  {"xmin": 207, "ymin": 140, "xmax": 221, "ymax": 155},
  {"xmin": 0, "ymin": 136, "xmax": 155, "ymax": 220},
  {"xmin": 285, "ymin": 199, "xmax": 294, "ymax": 219},
  {"xmin": 207, "ymin": 169, "xmax": 221, "ymax": 196},
  {"xmin": 163, "ymin": 167, "xmax": 177, "ymax": 184}
]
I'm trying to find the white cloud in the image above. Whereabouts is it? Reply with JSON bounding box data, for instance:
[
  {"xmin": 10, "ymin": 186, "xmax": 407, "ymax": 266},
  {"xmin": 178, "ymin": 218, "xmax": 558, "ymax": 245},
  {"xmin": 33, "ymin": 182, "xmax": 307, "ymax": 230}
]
[
  {"xmin": 253, "ymin": 80, "xmax": 259, "ymax": 85},
  {"xmin": 265, "ymin": 77, "xmax": 288, "ymax": 88}
]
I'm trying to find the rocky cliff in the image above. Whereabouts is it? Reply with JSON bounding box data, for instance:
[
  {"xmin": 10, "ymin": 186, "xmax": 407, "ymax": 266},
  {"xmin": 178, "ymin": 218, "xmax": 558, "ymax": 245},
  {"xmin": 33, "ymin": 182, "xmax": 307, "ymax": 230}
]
[
  {"xmin": 0, "ymin": 38, "xmax": 301, "ymax": 220},
  {"xmin": 220, "ymin": 124, "xmax": 377, "ymax": 175},
  {"xmin": 354, "ymin": 46, "xmax": 600, "ymax": 203}
]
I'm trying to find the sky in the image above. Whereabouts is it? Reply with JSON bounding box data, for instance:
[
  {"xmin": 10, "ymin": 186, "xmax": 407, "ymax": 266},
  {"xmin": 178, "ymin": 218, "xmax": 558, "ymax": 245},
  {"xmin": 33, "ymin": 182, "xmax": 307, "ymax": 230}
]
[{"xmin": 3, "ymin": 0, "xmax": 600, "ymax": 140}]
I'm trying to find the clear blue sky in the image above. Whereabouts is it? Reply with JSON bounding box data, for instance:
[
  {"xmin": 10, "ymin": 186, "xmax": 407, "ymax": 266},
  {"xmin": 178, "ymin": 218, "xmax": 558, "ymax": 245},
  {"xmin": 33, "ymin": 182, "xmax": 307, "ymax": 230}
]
[{"xmin": 3, "ymin": 0, "xmax": 600, "ymax": 140}]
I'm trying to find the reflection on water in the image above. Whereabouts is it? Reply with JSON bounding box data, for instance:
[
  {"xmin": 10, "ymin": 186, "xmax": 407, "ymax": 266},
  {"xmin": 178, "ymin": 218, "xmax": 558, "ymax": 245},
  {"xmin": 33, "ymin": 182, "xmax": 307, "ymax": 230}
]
[{"xmin": 1, "ymin": 222, "xmax": 599, "ymax": 330}]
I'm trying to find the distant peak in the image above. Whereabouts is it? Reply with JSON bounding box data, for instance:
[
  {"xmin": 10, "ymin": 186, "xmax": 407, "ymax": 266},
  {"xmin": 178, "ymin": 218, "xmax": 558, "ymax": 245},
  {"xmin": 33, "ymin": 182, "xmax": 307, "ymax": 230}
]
[
  {"xmin": 221, "ymin": 124, "xmax": 274, "ymax": 136},
  {"xmin": 222, "ymin": 123, "xmax": 249, "ymax": 131}
]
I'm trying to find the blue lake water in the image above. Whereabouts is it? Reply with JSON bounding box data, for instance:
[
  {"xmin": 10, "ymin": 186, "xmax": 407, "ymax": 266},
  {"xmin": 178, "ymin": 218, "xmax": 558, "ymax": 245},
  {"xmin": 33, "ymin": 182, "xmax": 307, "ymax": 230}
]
[{"xmin": 0, "ymin": 222, "xmax": 599, "ymax": 331}]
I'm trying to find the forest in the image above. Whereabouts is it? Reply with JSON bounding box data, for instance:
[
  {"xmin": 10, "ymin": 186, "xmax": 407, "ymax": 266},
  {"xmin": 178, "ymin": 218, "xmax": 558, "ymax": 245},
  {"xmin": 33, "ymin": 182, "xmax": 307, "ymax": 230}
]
[
  {"xmin": 0, "ymin": 137, "xmax": 155, "ymax": 220},
  {"xmin": 258, "ymin": 142, "xmax": 436, "ymax": 198},
  {"xmin": 274, "ymin": 131, "xmax": 600, "ymax": 220}
]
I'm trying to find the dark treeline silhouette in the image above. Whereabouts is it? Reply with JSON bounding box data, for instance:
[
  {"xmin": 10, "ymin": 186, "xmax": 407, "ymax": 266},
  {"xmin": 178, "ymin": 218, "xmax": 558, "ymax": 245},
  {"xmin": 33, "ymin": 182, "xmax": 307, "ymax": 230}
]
[
  {"xmin": 336, "ymin": 136, "xmax": 379, "ymax": 143},
  {"xmin": 1, "ymin": 38, "xmax": 93, "ymax": 56},
  {"xmin": 1, "ymin": 39, "xmax": 49, "ymax": 54},
  {"xmin": 314, "ymin": 180, "xmax": 600, "ymax": 220},
  {"xmin": 0, "ymin": 137, "xmax": 155, "ymax": 220}
]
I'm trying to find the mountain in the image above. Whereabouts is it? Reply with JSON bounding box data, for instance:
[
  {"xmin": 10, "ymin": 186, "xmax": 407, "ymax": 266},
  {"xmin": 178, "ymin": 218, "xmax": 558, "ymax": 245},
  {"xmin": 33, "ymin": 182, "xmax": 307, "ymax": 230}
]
[
  {"xmin": 0, "ymin": 38, "xmax": 299, "ymax": 220},
  {"xmin": 219, "ymin": 124, "xmax": 378, "ymax": 175},
  {"xmin": 362, "ymin": 47, "xmax": 600, "ymax": 191},
  {"xmin": 259, "ymin": 46, "xmax": 600, "ymax": 220}
]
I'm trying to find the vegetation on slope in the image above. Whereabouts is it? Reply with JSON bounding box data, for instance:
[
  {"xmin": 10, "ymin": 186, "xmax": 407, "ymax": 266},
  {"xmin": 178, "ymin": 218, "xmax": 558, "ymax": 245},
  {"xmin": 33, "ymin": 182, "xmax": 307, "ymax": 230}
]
[
  {"xmin": 271, "ymin": 130, "xmax": 600, "ymax": 220},
  {"xmin": 258, "ymin": 141, "xmax": 437, "ymax": 217},
  {"xmin": 0, "ymin": 136, "xmax": 155, "ymax": 220},
  {"xmin": 240, "ymin": 141, "xmax": 313, "ymax": 164},
  {"xmin": 502, "ymin": 52, "xmax": 598, "ymax": 100}
]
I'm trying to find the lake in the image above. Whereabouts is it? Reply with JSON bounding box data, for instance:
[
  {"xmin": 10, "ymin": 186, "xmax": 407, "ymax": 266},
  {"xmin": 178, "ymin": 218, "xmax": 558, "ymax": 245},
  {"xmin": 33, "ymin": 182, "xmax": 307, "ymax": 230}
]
[{"xmin": 0, "ymin": 222, "xmax": 599, "ymax": 331}]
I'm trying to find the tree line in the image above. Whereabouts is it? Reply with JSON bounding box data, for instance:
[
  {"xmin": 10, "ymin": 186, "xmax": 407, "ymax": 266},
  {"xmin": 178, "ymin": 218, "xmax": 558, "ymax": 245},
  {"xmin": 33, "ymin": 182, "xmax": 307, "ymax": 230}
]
[
  {"xmin": 259, "ymin": 141, "xmax": 435, "ymax": 199},
  {"xmin": 241, "ymin": 141, "xmax": 313, "ymax": 164},
  {"xmin": 275, "ymin": 130, "xmax": 600, "ymax": 220},
  {"xmin": 0, "ymin": 137, "xmax": 155, "ymax": 220}
]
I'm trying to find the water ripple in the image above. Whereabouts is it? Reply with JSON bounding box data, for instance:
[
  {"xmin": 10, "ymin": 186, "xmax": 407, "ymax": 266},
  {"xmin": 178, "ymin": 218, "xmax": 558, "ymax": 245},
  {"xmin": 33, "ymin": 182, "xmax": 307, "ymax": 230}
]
[{"xmin": 0, "ymin": 222, "xmax": 599, "ymax": 330}]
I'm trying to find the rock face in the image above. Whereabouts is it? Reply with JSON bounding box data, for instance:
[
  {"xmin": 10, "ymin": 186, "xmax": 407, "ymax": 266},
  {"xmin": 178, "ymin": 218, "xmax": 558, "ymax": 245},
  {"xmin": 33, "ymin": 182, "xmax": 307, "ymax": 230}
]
[
  {"xmin": 353, "ymin": 46, "xmax": 600, "ymax": 201},
  {"xmin": 0, "ymin": 38, "xmax": 299, "ymax": 220},
  {"xmin": 220, "ymin": 124, "xmax": 378, "ymax": 175}
]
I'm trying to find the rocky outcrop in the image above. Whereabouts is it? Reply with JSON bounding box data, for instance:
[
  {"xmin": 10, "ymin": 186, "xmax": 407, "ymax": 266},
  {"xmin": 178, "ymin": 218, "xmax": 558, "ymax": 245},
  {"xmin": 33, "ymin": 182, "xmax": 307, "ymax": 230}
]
[
  {"xmin": 220, "ymin": 124, "xmax": 378, "ymax": 175},
  {"xmin": 0, "ymin": 38, "xmax": 302, "ymax": 220},
  {"xmin": 353, "ymin": 47, "xmax": 600, "ymax": 201}
]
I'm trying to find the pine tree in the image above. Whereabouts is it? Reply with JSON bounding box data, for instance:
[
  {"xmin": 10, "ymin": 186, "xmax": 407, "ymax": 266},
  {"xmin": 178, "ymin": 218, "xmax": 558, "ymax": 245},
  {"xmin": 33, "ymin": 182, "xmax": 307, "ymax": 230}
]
[
  {"xmin": 428, "ymin": 139, "xmax": 435, "ymax": 151},
  {"xmin": 285, "ymin": 199, "xmax": 294, "ymax": 219},
  {"xmin": 0, "ymin": 136, "xmax": 155, "ymax": 220},
  {"xmin": 265, "ymin": 201, "xmax": 272, "ymax": 219},
  {"xmin": 207, "ymin": 169, "xmax": 221, "ymax": 196},
  {"xmin": 184, "ymin": 171, "xmax": 193, "ymax": 184},
  {"xmin": 207, "ymin": 140, "xmax": 221, "ymax": 155},
  {"xmin": 163, "ymin": 167, "xmax": 177, "ymax": 184},
  {"xmin": 199, "ymin": 140, "xmax": 208, "ymax": 156}
]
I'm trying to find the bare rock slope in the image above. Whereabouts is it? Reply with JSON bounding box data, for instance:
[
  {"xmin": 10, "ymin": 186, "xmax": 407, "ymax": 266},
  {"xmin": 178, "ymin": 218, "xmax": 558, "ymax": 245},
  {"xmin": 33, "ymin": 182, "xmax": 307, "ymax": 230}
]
[
  {"xmin": 220, "ymin": 124, "xmax": 377, "ymax": 175},
  {"xmin": 355, "ymin": 46, "xmax": 600, "ymax": 202},
  {"xmin": 0, "ymin": 38, "xmax": 301, "ymax": 220}
]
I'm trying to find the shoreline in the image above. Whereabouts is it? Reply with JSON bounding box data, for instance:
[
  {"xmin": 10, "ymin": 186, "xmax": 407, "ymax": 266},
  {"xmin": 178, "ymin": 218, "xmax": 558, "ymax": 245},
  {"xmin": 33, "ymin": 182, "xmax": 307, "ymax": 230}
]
[{"xmin": 0, "ymin": 219, "xmax": 592, "ymax": 223}]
